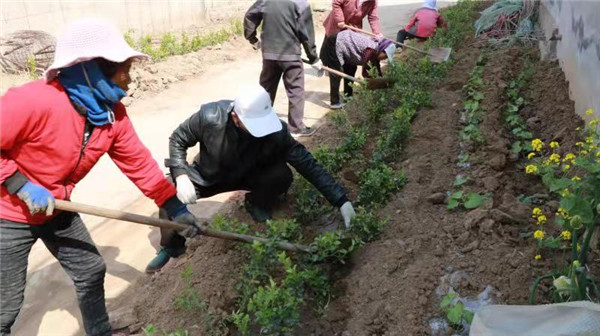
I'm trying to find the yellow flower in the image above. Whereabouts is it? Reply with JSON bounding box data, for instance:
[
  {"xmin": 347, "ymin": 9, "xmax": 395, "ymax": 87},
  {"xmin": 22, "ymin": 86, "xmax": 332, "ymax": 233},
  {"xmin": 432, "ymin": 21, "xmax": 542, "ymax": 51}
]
[
  {"xmin": 560, "ymin": 230, "xmax": 572, "ymax": 240},
  {"xmin": 526, "ymin": 164, "xmax": 538, "ymax": 174},
  {"xmin": 556, "ymin": 207, "xmax": 569, "ymax": 219},
  {"xmin": 576, "ymin": 142, "xmax": 585, "ymax": 147},
  {"xmin": 532, "ymin": 207, "xmax": 543, "ymax": 217},
  {"xmin": 532, "ymin": 139, "xmax": 544, "ymax": 152},
  {"xmin": 563, "ymin": 153, "xmax": 576, "ymax": 162},
  {"xmin": 586, "ymin": 137, "xmax": 594, "ymax": 144},
  {"xmin": 534, "ymin": 230, "xmax": 545, "ymax": 240},
  {"xmin": 563, "ymin": 164, "xmax": 571, "ymax": 171},
  {"xmin": 573, "ymin": 260, "xmax": 581, "ymax": 268},
  {"xmin": 561, "ymin": 189, "xmax": 571, "ymax": 197},
  {"xmin": 537, "ymin": 215, "xmax": 547, "ymax": 224},
  {"xmin": 572, "ymin": 176, "xmax": 581, "ymax": 181},
  {"xmin": 549, "ymin": 153, "xmax": 561, "ymax": 164},
  {"xmin": 527, "ymin": 152, "xmax": 536, "ymax": 160},
  {"xmin": 586, "ymin": 108, "xmax": 595, "ymax": 116},
  {"xmin": 596, "ymin": 152, "xmax": 600, "ymax": 157},
  {"xmin": 577, "ymin": 243, "xmax": 581, "ymax": 252},
  {"xmin": 590, "ymin": 119, "xmax": 599, "ymax": 127},
  {"xmin": 581, "ymin": 150, "xmax": 589, "ymax": 155},
  {"xmin": 550, "ymin": 141, "xmax": 560, "ymax": 149},
  {"xmin": 534, "ymin": 254, "xmax": 542, "ymax": 260}
]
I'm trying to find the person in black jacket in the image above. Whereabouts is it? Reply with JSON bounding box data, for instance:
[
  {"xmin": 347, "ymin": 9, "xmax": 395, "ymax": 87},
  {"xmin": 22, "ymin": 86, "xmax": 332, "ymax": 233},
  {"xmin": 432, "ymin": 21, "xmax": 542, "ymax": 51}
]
[
  {"xmin": 244, "ymin": 0, "xmax": 323, "ymax": 137},
  {"xmin": 145, "ymin": 85, "xmax": 356, "ymax": 273}
]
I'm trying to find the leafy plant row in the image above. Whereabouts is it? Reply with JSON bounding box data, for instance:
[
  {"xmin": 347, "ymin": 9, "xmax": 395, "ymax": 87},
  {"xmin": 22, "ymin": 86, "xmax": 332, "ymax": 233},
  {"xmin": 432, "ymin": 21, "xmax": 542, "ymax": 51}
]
[
  {"xmin": 505, "ymin": 62, "xmax": 535, "ymax": 156},
  {"xmin": 459, "ymin": 54, "xmax": 486, "ymax": 146},
  {"xmin": 125, "ymin": 19, "xmax": 244, "ymax": 60}
]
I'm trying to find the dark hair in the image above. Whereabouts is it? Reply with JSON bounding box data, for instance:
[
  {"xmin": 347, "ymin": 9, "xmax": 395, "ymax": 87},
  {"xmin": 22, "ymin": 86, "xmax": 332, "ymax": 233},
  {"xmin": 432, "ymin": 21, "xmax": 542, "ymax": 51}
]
[{"xmin": 96, "ymin": 58, "xmax": 120, "ymax": 78}]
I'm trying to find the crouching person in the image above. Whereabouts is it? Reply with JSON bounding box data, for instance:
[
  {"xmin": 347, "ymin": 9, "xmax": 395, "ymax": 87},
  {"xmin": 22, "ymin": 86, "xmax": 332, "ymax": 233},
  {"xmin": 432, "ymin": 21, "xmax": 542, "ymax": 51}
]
[
  {"xmin": 146, "ymin": 85, "xmax": 357, "ymax": 273},
  {"xmin": 319, "ymin": 30, "xmax": 396, "ymax": 109},
  {"xmin": 396, "ymin": 0, "xmax": 447, "ymax": 44}
]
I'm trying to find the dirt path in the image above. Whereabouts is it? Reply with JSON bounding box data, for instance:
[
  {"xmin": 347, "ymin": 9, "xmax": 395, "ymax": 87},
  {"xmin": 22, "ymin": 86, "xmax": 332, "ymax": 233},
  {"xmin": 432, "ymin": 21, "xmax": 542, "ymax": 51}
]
[{"xmin": 12, "ymin": 2, "xmax": 451, "ymax": 335}]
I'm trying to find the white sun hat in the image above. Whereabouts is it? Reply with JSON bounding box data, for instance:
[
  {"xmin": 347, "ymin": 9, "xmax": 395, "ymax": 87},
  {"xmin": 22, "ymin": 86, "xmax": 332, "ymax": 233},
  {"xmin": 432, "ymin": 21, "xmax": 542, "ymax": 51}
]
[
  {"xmin": 384, "ymin": 44, "xmax": 397, "ymax": 63},
  {"xmin": 233, "ymin": 85, "xmax": 282, "ymax": 138},
  {"xmin": 44, "ymin": 18, "xmax": 149, "ymax": 82}
]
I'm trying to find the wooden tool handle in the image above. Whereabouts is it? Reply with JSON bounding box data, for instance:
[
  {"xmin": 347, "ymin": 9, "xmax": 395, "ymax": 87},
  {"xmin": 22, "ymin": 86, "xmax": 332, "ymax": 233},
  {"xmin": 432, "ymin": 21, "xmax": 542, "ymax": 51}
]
[
  {"xmin": 342, "ymin": 24, "xmax": 433, "ymax": 56},
  {"xmin": 54, "ymin": 199, "xmax": 312, "ymax": 253},
  {"xmin": 322, "ymin": 65, "xmax": 363, "ymax": 82}
]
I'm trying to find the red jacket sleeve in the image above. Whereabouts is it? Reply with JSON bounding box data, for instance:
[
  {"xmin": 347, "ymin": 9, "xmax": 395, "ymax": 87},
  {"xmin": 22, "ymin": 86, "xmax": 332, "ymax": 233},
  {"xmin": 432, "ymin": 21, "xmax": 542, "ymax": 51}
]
[
  {"xmin": 108, "ymin": 105, "xmax": 176, "ymax": 208},
  {"xmin": 404, "ymin": 14, "xmax": 418, "ymax": 31},
  {"xmin": 0, "ymin": 84, "xmax": 41, "ymax": 183},
  {"xmin": 367, "ymin": 2, "xmax": 381, "ymax": 35},
  {"xmin": 332, "ymin": 0, "xmax": 346, "ymax": 26},
  {"xmin": 438, "ymin": 15, "xmax": 448, "ymax": 30}
]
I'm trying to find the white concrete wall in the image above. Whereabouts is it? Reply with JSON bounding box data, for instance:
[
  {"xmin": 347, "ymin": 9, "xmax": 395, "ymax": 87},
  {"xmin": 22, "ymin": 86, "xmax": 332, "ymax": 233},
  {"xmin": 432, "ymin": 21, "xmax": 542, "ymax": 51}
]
[
  {"xmin": 1, "ymin": 0, "xmax": 252, "ymax": 37},
  {"xmin": 538, "ymin": 0, "xmax": 600, "ymax": 118}
]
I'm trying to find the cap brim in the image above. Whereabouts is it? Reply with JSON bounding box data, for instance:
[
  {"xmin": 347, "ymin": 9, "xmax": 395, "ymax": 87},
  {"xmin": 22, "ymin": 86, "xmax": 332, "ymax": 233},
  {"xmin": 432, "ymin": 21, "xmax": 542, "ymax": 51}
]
[{"xmin": 237, "ymin": 106, "xmax": 283, "ymax": 138}]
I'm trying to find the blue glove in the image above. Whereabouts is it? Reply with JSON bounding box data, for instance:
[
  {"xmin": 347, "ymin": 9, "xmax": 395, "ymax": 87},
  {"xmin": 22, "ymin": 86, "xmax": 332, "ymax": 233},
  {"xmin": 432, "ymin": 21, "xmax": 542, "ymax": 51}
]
[
  {"xmin": 16, "ymin": 181, "xmax": 55, "ymax": 216},
  {"xmin": 161, "ymin": 195, "xmax": 201, "ymax": 238}
]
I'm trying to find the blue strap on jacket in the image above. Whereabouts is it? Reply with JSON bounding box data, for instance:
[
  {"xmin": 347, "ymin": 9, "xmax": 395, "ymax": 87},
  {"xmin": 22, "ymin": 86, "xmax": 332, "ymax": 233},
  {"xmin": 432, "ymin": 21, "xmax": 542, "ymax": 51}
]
[{"xmin": 58, "ymin": 60, "xmax": 126, "ymax": 126}]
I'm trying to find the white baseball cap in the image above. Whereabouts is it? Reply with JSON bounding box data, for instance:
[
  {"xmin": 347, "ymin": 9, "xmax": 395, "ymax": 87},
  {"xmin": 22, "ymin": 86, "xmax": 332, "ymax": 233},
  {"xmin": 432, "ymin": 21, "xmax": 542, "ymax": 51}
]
[
  {"xmin": 233, "ymin": 85, "xmax": 282, "ymax": 138},
  {"xmin": 45, "ymin": 18, "xmax": 149, "ymax": 82}
]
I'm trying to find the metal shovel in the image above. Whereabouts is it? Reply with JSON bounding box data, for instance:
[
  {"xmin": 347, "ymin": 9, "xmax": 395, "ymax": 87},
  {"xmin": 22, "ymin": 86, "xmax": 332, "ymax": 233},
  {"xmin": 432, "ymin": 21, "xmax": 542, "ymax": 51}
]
[
  {"xmin": 54, "ymin": 199, "xmax": 312, "ymax": 253},
  {"xmin": 344, "ymin": 25, "xmax": 452, "ymax": 63}
]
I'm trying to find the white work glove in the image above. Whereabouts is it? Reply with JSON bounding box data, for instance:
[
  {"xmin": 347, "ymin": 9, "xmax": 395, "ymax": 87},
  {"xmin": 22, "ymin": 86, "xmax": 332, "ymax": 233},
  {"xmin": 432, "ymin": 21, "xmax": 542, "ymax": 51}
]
[
  {"xmin": 252, "ymin": 40, "xmax": 261, "ymax": 51},
  {"xmin": 376, "ymin": 33, "xmax": 384, "ymax": 40},
  {"xmin": 340, "ymin": 201, "xmax": 356, "ymax": 229},
  {"xmin": 175, "ymin": 174, "xmax": 197, "ymax": 204},
  {"xmin": 311, "ymin": 60, "xmax": 325, "ymax": 77}
]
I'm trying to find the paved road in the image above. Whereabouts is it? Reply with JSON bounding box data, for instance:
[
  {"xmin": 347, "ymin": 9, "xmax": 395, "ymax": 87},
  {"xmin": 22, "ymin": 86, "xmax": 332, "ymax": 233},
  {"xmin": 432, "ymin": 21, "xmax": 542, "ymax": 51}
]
[{"xmin": 11, "ymin": 2, "xmax": 452, "ymax": 334}]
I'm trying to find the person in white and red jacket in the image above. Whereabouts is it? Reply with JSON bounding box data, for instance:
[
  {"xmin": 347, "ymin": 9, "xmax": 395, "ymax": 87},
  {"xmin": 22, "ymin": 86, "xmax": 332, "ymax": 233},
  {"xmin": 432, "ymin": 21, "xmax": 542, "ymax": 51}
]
[
  {"xmin": 396, "ymin": 0, "xmax": 448, "ymax": 44},
  {"xmin": 0, "ymin": 19, "xmax": 200, "ymax": 336}
]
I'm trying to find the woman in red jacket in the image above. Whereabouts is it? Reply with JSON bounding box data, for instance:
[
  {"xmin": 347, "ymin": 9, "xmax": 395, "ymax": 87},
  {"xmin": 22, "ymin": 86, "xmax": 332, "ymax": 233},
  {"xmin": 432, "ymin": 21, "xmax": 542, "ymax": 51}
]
[
  {"xmin": 0, "ymin": 19, "xmax": 199, "ymax": 336},
  {"xmin": 396, "ymin": 0, "xmax": 447, "ymax": 44}
]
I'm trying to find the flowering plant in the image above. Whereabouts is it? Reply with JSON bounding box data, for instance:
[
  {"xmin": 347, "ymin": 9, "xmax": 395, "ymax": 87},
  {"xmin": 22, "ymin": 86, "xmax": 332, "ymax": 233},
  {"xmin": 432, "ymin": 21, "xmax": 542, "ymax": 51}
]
[{"xmin": 526, "ymin": 109, "xmax": 600, "ymax": 303}]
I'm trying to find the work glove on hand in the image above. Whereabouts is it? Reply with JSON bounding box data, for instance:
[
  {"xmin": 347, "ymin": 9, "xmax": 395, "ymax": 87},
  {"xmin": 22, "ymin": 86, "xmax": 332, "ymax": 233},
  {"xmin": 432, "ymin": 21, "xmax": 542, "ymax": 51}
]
[
  {"xmin": 252, "ymin": 40, "xmax": 261, "ymax": 51},
  {"xmin": 311, "ymin": 60, "xmax": 325, "ymax": 77},
  {"xmin": 340, "ymin": 201, "xmax": 356, "ymax": 229},
  {"xmin": 16, "ymin": 181, "xmax": 55, "ymax": 216},
  {"xmin": 162, "ymin": 196, "xmax": 201, "ymax": 238},
  {"xmin": 175, "ymin": 175, "xmax": 197, "ymax": 204}
]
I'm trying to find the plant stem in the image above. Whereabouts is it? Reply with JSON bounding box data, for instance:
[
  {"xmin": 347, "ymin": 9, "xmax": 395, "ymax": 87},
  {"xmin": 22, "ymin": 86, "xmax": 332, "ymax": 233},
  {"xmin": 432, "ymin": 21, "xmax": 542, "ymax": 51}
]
[
  {"xmin": 571, "ymin": 229, "xmax": 578, "ymax": 264},
  {"xmin": 579, "ymin": 222, "xmax": 597, "ymax": 265},
  {"xmin": 529, "ymin": 272, "xmax": 557, "ymax": 304}
]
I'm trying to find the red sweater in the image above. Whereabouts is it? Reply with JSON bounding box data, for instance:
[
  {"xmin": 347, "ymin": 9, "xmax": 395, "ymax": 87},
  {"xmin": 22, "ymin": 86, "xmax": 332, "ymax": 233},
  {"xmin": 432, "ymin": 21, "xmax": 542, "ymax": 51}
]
[
  {"xmin": 0, "ymin": 80, "xmax": 176, "ymax": 224},
  {"xmin": 323, "ymin": 0, "xmax": 381, "ymax": 37},
  {"xmin": 405, "ymin": 8, "xmax": 447, "ymax": 38}
]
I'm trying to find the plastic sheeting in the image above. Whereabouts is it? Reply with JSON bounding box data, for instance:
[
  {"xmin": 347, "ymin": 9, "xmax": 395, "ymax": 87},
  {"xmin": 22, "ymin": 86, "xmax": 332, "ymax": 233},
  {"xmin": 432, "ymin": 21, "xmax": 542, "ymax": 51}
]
[{"xmin": 470, "ymin": 301, "xmax": 600, "ymax": 336}]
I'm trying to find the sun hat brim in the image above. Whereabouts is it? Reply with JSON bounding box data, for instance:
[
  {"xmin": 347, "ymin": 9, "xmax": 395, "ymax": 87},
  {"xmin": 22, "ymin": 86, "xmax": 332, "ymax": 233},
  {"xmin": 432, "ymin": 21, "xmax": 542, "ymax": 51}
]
[
  {"xmin": 236, "ymin": 105, "xmax": 283, "ymax": 138},
  {"xmin": 384, "ymin": 44, "xmax": 397, "ymax": 63},
  {"xmin": 44, "ymin": 46, "xmax": 149, "ymax": 82}
]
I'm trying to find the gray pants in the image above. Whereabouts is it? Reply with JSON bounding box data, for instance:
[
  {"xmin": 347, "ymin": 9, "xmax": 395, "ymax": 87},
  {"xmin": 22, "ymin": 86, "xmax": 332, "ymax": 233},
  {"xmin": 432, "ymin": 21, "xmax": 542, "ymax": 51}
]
[
  {"xmin": 0, "ymin": 212, "xmax": 110, "ymax": 336},
  {"xmin": 259, "ymin": 59, "xmax": 306, "ymax": 133}
]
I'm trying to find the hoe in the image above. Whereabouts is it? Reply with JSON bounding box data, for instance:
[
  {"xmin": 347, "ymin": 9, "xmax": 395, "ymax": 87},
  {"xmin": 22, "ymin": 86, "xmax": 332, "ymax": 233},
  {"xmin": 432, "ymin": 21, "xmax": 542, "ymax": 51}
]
[{"xmin": 55, "ymin": 199, "xmax": 313, "ymax": 253}]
